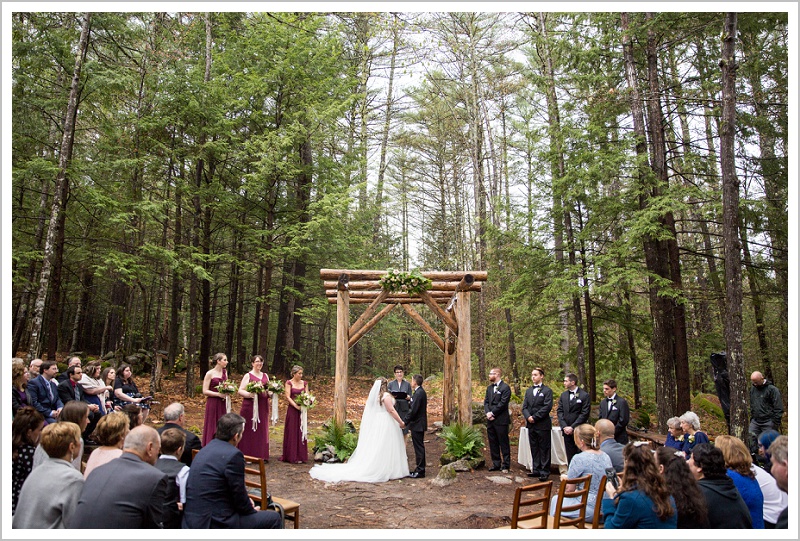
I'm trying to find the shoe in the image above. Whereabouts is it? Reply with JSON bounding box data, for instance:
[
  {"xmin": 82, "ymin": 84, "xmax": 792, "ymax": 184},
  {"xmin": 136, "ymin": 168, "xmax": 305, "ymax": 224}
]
[
  {"xmin": 527, "ymin": 472, "xmax": 538, "ymax": 477},
  {"xmin": 538, "ymin": 476, "xmax": 550, "ymax": 482},
  {"xmin": 408, "ymin": 472, "xmax": 425, "ymax": 479},
  {"xmin": 488, "ymin": 466, "xmax": 501, "ymax": 472}
]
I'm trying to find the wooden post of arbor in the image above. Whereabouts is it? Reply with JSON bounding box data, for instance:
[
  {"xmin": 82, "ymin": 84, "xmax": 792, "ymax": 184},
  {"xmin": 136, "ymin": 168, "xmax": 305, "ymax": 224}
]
[
  {"xmin": 455, "ymin": 289, "xmax": 472, "ymax": 424},
  {"xmin": 334, "ymin": 276, "xmax": 349, "ymax": 426},
  {"xmin": 442, "ymin": 327, "xmax": 457, "ymax": 423}
]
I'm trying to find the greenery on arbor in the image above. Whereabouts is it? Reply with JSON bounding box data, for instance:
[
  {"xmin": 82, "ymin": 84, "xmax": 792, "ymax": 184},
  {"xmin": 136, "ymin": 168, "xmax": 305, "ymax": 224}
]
[{"xmin": 11, "ymin": 11, "xmax": 789, "ymax": 431}]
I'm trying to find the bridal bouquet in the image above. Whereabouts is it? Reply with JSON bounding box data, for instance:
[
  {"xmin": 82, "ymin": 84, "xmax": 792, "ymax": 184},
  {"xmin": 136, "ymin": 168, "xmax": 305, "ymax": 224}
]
[
  {"xmin": 267, "ymin": 378, "xmax": 284, "ymax": 394},
  {"xmin": 295, "ymin": 391, "xmax": 316, "ymax": 409},
  {"xmin": 245, "ymin": 380, "xmax": 265, "ymax": 395}
]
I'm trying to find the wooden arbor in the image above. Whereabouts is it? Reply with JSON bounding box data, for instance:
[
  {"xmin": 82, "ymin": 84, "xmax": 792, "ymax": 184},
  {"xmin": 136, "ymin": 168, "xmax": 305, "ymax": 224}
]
[{"xmin": 321, "ymin": 269, "xmax": 487, "ymax": 427}]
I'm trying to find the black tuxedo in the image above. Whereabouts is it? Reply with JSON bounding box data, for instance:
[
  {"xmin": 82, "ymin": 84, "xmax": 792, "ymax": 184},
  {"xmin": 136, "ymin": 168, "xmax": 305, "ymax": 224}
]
[
  {"xmin": 58, "ymin": 378, "xmax": 101, "ymax": 437},
  {"xmin": 27, "ymin": 375, "xmax": 63, "ymax": 424},
  {"xmin": 404, "ymin": 385, "xmax": 427, "ymax": 474},
  {"xmin": 556, "ymin": 387, "xmax": 591, "ymax": 463},
  {"xmin": 70, "ymin": 452, "xmax": 168, "ymax": 528},
  {"xmin": 598, "ymin": 394, "xmax": 630, "ymax": 444},
  {"xmin": 388, "ymin": 378, "xmax": 412, "ymax": 434},
  {"xmin": 157, "ymin": 422, "xmax": 202, "ymax": 466},
  {"xmin": 521, "ymin": 384, "xmax": 554, "ymax": 478},
  {"xmin": 182, "ymin": 438, "xmax": 281, "ymax": 529},
  {"xmin": 484, "ymin": 380, "xmax": 512, "ymax": 470}
]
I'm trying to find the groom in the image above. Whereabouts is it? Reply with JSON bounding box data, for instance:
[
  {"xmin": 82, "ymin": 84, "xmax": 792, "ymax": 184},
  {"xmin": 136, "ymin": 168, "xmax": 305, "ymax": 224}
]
[{"xmin": 404, "ymin": 374, "xmax": 427, "ymax": 479}]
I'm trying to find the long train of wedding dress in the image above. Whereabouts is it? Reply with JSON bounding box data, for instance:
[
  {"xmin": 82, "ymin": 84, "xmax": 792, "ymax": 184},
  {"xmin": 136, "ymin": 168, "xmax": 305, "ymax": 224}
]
[{"xmin": 309, "ymin": 379, "xmax": 410, "ymax": 483}]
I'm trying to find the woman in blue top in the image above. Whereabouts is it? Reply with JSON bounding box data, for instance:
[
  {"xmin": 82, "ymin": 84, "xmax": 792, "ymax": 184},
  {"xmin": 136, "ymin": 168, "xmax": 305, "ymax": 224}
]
[
  {"xmin": 664, "ymin": 417, "xmax": 685, "ymax": 450},
  {"xmin": 716, "ymin": 435, "xmax": 765, "ymax": 528},
  {"xmin": 679, "ymin": 411, "xmax": 709, "ymax": 459},
  {"xmin": 602, "ymin": 442, "xmax": 678, "ymax": 529}
]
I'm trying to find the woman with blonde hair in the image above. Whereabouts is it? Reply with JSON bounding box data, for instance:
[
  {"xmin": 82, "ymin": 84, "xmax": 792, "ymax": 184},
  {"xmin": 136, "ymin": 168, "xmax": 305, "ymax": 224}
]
[
  {"xmin": 79, "ymin": 361, "xmax": 113, "ymax": 415},
  {"xmin": 549, "ymin": 423, "xmax": 612, "ymax": 521},
  {"xmin": 12, "ymin": 422, "xmax": 83, "ymax": 528},
  {"xmin": 715, "ymin": 435, "xmax": 766, "ymax": 528},
  {"xmin": 11, "ymin": 360, "xmax": 31, "ymax": 418},
  {"xmin": 310, "ymin": 377, "xmax": 409, "ymax": 483},
  {"xmin": 83, "ymin": 411, "xmax": 130, "ymax": 478},
  {"xmin": 281, "ymin": 365, "xmax": 309, "ymax": 463},
  {"xmin": 201, "ymin": 352, "xmax": 230, "ymax": 445}
]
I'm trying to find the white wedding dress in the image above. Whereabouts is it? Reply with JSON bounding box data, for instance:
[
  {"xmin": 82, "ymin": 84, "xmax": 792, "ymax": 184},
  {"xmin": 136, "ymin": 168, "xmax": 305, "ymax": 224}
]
[{"xmin": 309, "ymin": 379, "xmax": 410, "ymax": 483}]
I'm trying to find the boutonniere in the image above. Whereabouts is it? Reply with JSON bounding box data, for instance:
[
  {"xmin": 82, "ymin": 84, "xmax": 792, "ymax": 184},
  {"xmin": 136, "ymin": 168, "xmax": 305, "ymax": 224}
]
[
  {"xmin": 676, "ymin": 435, "xmax": 684, "ymax": 442},
  {"xmin": 611, "ymin": 399, "xmax": 617, "ymax": 406},
  {"xmin": 576, "ymin": 399, "xmax": 582, "ymax": 403},
  {"xmin": 688, "ymin": 434, "xmax": 695, "ymax": 444}
]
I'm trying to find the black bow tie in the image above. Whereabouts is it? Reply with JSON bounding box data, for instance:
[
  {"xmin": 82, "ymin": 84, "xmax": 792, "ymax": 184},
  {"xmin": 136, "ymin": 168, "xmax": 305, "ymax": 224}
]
[{"xmin": 534, "ymin": 385, "xmax": 541, "ymax": 389}]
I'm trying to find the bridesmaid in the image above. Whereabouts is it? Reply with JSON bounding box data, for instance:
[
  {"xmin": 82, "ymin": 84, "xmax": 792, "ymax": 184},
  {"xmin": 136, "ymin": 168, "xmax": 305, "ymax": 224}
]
[
  {"xmin": 280, "ymin": 365, "xmax": 309, "ymax": 464},
  {"xmin": 238, "ymin": 355, "xmax": 270, "ymax": 460},
  {"xmin": 201, "ymin": 352, "xmax": 230, "ymax": 446}
]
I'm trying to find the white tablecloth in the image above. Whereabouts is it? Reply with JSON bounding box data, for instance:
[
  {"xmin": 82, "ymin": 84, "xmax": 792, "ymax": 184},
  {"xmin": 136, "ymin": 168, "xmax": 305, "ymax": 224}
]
[{"xmin": 517, "ymin": 426, "xmax": 569, "ymax": 474}]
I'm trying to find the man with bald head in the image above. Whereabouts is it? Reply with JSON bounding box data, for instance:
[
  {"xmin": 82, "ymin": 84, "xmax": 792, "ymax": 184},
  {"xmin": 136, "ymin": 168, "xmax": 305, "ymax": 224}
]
[
  {"xmin": 595, "ymin": 419, "xmax": 624, "ymax": 473},
  {"xmin": 70, "ymin": 425, "xmax": 168, "ymax": 528},
  {"xmin": 749, "ymin": 371, "xmax": 783, "ymax": 452}
]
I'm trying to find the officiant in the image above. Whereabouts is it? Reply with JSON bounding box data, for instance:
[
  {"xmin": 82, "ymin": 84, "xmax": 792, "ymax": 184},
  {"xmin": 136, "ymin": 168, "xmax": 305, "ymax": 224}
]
[{"xmin": 388, "ymin": 365, "xmax": 412, "ymax": 435}]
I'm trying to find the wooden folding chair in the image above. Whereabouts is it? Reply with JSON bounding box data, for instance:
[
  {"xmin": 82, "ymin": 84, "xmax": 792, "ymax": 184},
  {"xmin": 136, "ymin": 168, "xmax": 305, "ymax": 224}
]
[
  {"xmin": 547, "ymin": 473, "xmax": 592, "ymax": 528},
  {"xmin": 497, "ymin": 480, "xmax": 553, "ymax": 529},
  {"xmin": 587, "ymin": 475, "xmax": 607, "ymax": 529}
]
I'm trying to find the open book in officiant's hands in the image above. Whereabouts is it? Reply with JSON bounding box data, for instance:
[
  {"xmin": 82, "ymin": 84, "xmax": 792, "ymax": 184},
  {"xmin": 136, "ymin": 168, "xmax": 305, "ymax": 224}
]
[{"xmin": 390, "ymin": 391, "xmax": 408, "ymax": 400}]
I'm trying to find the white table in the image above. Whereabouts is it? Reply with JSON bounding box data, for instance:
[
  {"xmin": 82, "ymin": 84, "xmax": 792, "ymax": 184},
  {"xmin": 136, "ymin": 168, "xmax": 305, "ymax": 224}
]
[{"xmin": 517, "ymin": 426, "xmax": 569, "ymax": 475}]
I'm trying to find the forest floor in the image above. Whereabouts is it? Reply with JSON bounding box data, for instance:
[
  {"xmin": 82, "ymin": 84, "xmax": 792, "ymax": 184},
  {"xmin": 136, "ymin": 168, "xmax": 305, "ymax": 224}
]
[{"xmin": 134, "ymin": 369, "xmax": 725, "ymax": 531}]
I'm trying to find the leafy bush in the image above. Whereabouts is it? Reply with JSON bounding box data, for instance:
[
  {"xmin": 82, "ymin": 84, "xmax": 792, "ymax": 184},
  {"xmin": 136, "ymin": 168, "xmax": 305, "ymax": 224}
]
[
  {"xmin": 441, "ymin": 423, "xmax": 485, "ymax": 460},
  {"xmin": 692, "ymin": 393, "xmax": 725, "ymax": 421},
  {"xmin": 637, "ymin": 411, "xmax": 651, "ymax": 429},
  {"xmin": 313, "ymin": 420, "xmax": 358, "ymax": 462}
]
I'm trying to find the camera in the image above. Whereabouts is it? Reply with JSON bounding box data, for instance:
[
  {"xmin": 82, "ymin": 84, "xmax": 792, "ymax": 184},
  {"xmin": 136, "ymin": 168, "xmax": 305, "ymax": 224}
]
[{"xmin": 605, "ymin": 467, "xmax": 619, "ymax": 490}]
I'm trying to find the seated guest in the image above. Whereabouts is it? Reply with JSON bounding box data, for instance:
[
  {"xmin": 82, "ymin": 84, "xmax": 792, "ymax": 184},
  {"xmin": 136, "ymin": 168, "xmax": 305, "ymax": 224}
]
[
  {"xmin": 12, "ymin": 422, "xmax": 84, "ymax": 528},
  {"xmin": 769, "ymin": 435, "xmax": 788, "ymax": 528},
  {"xmin": 114, "ymin": 364, "xmax": 150, "ymax": 423},
  {"xmin": 12, "ymin": 360, "xmax": 31, "ymax": 418},
  {"xmin": 70, "ymin": 425, "xmax": 168, "ymax": 528},
  {"xmin": 33, "ymin": 400, "xmax": 89, "ymax": 472},
  {"xmin": 715, "ymin": 435, "xmax": 767, "ymax": 528},
  {"xmin": 688, "ymin": 443, "xmax": 752, "ymax": 528},
  {"xmin": 27, "ymin": 358, "xmax": 43, "ymax": 381},
  {"xmin": 157, "ymin": 402, "xmax": 202, "ymax": 466},
  {"xmin": 57, "ymin": 364, "xmax": 101, "ymax": 438},
  {"xmin": 655, "ymin": 446, "xmax": 709, "ymax": 528},
  {"xmin": 83, "ymin": 411, "xmax": 129, "ymax": 479},
  {"xmin": 27, "ymin": 360, "xmax": 63, "ymax": 424},
  {"xmin": 602, "ymin": 442, "xmax": 677, "ymax": 529},
  {"xmin": 99, "ymin": 367, "xmax": 117, "ymax": 413},
  {"xmin": 12, "ymin": 406, "xmax": 45, "ymax": 514},
  {"xmin": 79, "ymin": 361, "xmax": 114, "ymax": 416},
  {"xmin": 549, "ymin": 424, "xmax": 612, "ymax": 521},
  {"xmin": 595, "ymin": 419, "xmax": 624, "ymax": 473},
  {"xmin": 57, "ymin": 356, "xmax": 82, "ymax": 383},
  {"xmin": 183, "ymin": 413, "xmax": 282, "ymax": 529},
  {"xmin": 122, "ymin": 402, "xmax": 143, "ymax": 429},
  {"xmin": 756, "ymin": 430, "xmax": 780, "ymax": 473},
  {"xmin": 155, "ymin": 428, "xmax": 190, "ymax": 529},
  {"xmin": 678, "ymin": 411, "xmax": 709, "ymax": 459},
  {"xmin": 664, "ymin": 417, "xmax": 684, "ymax": 450}
]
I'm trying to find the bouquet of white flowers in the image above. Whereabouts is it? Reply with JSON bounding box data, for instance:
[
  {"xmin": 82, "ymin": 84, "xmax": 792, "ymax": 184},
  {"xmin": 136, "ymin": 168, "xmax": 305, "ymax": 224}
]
[
  {"xmin": 216, "ymin": 379, "xmax": 237, "ymax": 413},
  {"xmin": 267, "ymin": 378, "xmax": 284, "ymax": 394},
  {"xmin": 295, "ymin": 391, "xmax": 316, "ymax": 409},
  {"xmin": 245, "ymin": 380, "xmax": 265, "ymax": 395}
]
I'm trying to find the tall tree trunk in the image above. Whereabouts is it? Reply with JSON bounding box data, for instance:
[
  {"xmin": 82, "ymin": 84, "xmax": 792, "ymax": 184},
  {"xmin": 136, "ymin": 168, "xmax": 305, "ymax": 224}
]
[
  {"xmin": 720, "ymin": 12, "xmax": 747, "ymax": 440},
  {"xmin": 373, "ymin": 13, "xmax": 398, "ymax": 241},
  {"xmin": 27, "ymin": 13, "xmax": 91, "ymax": 361},
  {"xmin": 69, "ymin": 267, "xmax": 92, "ymax": 353},
  {"xmin": 740, "ymin": 217, "xmax": 772, "ymax": 381}
]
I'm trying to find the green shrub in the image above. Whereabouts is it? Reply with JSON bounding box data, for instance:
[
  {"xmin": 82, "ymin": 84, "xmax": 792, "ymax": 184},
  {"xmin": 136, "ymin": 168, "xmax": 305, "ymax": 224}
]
[
  {"xmin": 510, "ymin": 393, "xmax": 523, "ymax": 405},
  {"xmin": 441, "ymin": 423, "xmax": 485, "ymax": 460},
  {"xmin": 195, "ymin": 384, "xmax": 203, "ymax": 395},
  {"xmin": 692, "ymin": 394, "xmax": 725, "ymax": 421},
  {"xmin": 312, "ymin": 420, "xmax": 358, "ymax": 462},
  {"xmin": 637, "ymin": 411, "xmax": 651, "ymax": 430}
]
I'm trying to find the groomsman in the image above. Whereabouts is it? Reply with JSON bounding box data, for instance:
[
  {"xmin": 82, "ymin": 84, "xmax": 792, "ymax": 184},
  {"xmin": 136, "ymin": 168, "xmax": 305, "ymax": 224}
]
[
  {"xmin": 598, "ymin": 379, "xmax": 630, "ymax": 444},
  {"xmin": 556, "ymin": 373, "xmax": 591, "ymax": 464},
  {"xmin": 484, "ymin": 367, "xmax": 511, "ymax": 472},
  {"xmin": 404, "ymin": 374, "xmax": 427, "ymax": 478},
  {"xmin": 388, "ymin": 365, "xmax": 412, "ymax": 435},
  {"xmin": 522, "ymin": 368, "xmax": 553, "ymax": 481}
]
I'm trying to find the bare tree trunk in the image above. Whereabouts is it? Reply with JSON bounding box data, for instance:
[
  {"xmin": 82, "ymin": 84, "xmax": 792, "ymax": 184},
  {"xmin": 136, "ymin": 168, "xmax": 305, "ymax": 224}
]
[
  {"xmin": 720, "ymin": 12, "xmax": 747, "ymax": 440},
  {"xmin": 741, "ymin": 217, "xmax": 772, "ymax": 381},
  {"xmin": 373, "ymin": 13, "xmax": 398, "ymax": 239},
  {"xmin": 27, "ymin": 13, "xmax": 91, "ymax": 361}
]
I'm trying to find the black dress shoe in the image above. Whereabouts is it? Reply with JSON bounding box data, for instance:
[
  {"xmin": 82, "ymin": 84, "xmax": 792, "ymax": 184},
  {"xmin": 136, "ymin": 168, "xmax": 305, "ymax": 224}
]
[
  {"xmin": 488, "ymin": 466, "xmax": 501, "ymax": 471},
  {"xmin": 527, "ymin": 472, "xmax": 538, "ymax": 477},
  {"xmin": 408, "ymin": 472, "xmax": 425, "ymax": 478},
  {"xmin": 538, "ymin": 476, "xmax": 550, "ymax": 482}
]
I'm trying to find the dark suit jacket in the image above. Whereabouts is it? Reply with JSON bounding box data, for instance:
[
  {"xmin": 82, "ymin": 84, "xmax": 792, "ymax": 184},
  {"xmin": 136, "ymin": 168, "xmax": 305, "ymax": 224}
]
[
  {"xmin": 26, "ymin": 375, "xmax": 63, "ymax": 422},
  {"xmin": 521, "ymin": 385, "xmax": 553, "ymax": 430},
  {"xmin": 556, "ymin": 387, "xmax": 591, "ymax": 429},
  {"xmin": 70, "ymin": 452, "xmax": 168, "ymax": 528},
  {"xmin": 157, "ymin": 423, "xmax": 202, "ymax": 466},
  {"xmin": 182, "ymin": 438, "xmax": 258, "ymax": 528},
  {"xmin": 57, "ymin": 378, "xmax": 86, "ymax": 405},
  {"xmin": 484, "ymin": 381, "xmax": 511, "ymax": 425},
  {"xmin": 598, "ymin": 395, "xmax": 630, "ymax": 442},
  {"xmin": 404, "ymin": 386, "xmax": 427, "ymax": 432}
]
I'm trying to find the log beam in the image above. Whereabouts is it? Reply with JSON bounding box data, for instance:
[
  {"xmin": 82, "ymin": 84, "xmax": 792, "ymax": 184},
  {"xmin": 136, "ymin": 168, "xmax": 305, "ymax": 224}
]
[
  {"xmin": 334, "ymin": 289, "xmax": 350, "ymax": 425},
  {"xmin": 323, "ymin": 280, "xmax": 482, "ymax": 292},
  {"xmin": 401, "ymin": 304, "xmax": 445, "ymax": 352},
  {"xmin": 349, "ymin": 289, "xmax": 389, "ymax": 337},
  {"xmin": 418, "ymin": 289, "xmax": 459, "ymax": 336},
  {"xmin": 326, "ymin": 290, "xmax": 454, "ymax": 299},
  {"xmin": 320, "ymin": 269, "xmax": 487, "ymax": 282},
  {"xmin": 327, "ymin": 297, "xmax": 447, "ymax": 304},
  {"xmin": 348, "ymin": 303, "xmax": 397, "ymax": 349}
]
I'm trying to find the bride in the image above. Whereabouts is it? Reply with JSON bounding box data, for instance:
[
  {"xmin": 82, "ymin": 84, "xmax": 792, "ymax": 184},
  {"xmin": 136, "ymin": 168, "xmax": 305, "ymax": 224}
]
[{"xmin": 309, "ymin": 377, "xmax": 410, "ymax": 483}]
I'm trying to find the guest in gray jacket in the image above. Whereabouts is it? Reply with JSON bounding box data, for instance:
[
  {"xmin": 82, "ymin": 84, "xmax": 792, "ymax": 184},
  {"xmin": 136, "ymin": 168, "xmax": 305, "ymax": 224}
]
[
  {"xmin": 596, "ymin": 419, "xmax": 625, "ymax": 472},
  {"xmin": 13, "ymin": 422, "xmax": 84, "ymax": 529}
]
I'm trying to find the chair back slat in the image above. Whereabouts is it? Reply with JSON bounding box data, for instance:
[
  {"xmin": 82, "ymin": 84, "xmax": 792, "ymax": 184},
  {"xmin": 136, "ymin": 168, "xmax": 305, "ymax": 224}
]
[
  {"xmin": 510, "ymin": 480, "xmax": 552, "ymax": 529},
  {"xmin": 552, "ymin": 473, "xmax": 592, "ymax": 528}
]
